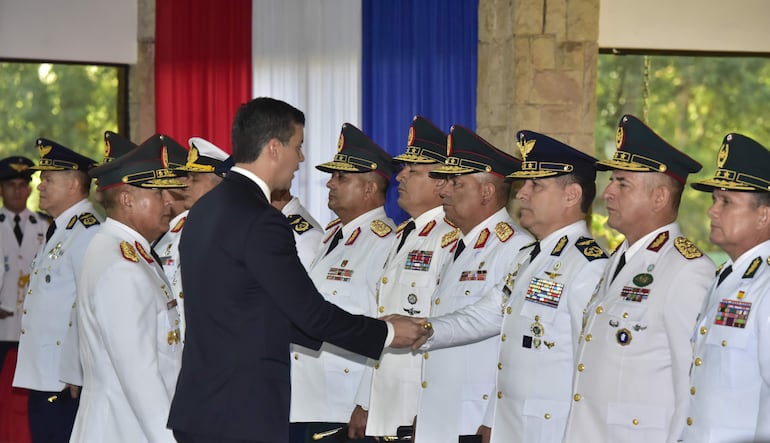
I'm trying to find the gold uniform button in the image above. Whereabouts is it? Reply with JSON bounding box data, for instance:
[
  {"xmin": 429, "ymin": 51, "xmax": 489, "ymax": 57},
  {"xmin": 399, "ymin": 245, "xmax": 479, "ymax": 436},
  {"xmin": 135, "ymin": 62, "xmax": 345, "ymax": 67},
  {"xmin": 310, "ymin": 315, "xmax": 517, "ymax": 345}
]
[
  {"xmin": 501, "ymin": 334, "xmax": 507, "ymax": 342},
  {"xmin": 700, "ymin": 326, "xmax": 707, "ymax": 335},
  {"xmin": 410, "ymin": 282, "xmax": 416, "ymax": 287},
  {"xmin": 497, "ymin": 391, "xmax": 503, "ymax": 399},
  {"xmin": 632, "ymin": 419, "xmax": 639, "ymax": 426},
  {"xmin": 464, "ymin": 290, "xmax": 470, "ymax": 296},
  {"xmin": 506, "ymin": 306, "xmax": 512, "ymax": 315},
  {"xmin": 544, "ymin": 413, "xmax": 551, "ymax": 420},
  {"xmin": 623, "ymin": 312, "xmax": 629, "ymax": 319},
  {"xmin": 374, "ymin": 362, "xmax": 380, "ymax": 369},
  {"xmin": 482, "ymin": 394, "xmax": 489, "ymax": 400},
  {"xmin": 56, "ymin": 341, "xmax": 61, "ymax": 346},
  {"xmin": 595, "ymin": 306, "xmax": 604, "ymax": 314},
  {"xmin": 378, "ymin": 306, "xmax": 385, "ymax": 313},
  {"xmin": 68, "ymin": 321, "xmax": 72, "ymax": 327},
  {"xmin": 421, "ymin": 381, "xmax": 428, "ymax": 389},
  {"xmin": 573, "ymin": 393, "xmax": 581, "ymax": 402},
  {"xmin": 293, "ymin": 353, "xmax": 298, "ymax": 360},
  {"xmin": 23, "ymin": 309, "xmax": 27, "ymax": 315},
  {"xmin": 27, "ymin": 289, "xmax": 32, "ymax": 295},
  {"xmin": 343, "ymin": 368, "xmax": 349, "ymax": 374},
  {"xmin": 20, "ymin": 329, "xmax": 25, "ymax": 334},
  {"xmin": 435, "ymin": 298, "xmax": 441, "ymax": 305},
  {"xmin": 694, "ymin": 357, "xmax": 703, "ymax": 366},
  {"xmin": 721, "ymin": 340, "xmax": 727, "ymax": 347},
  {"xmin": 577, "ymin": 363, "xmax": 585, "ymax": 372},
  {"xmin": 423, "ymin": 352, "xmax": 429, "ymax": 359},
  {"xmin": 497, "ymin": 362, "xmax": 503, "ymax": 370},
  {"xmin": 382, "ymin": 277, "xmax": 388, "ymax": 284},
  {"xmin": 585, "ymin": 334, "xmax": 592, "ymax": 342},
  {"xmin": 687, "ymin": 417, "xmax": 693, "ymax": 426},
  {"xmin": 332, "ymin": 290, "xmax": 338, "ymax": 295},
  {"xmin": 690, "ymin": 386, "xmax": 696, "ymax": 395}
]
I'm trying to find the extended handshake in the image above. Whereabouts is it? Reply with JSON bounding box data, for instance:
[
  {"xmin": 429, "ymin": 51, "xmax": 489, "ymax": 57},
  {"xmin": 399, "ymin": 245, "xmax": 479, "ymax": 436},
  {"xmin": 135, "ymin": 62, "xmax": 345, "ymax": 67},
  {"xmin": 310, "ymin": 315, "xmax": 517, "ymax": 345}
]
[{"xmin": 382, "ymin": 315, "xmax": 433, "ymax": 350}]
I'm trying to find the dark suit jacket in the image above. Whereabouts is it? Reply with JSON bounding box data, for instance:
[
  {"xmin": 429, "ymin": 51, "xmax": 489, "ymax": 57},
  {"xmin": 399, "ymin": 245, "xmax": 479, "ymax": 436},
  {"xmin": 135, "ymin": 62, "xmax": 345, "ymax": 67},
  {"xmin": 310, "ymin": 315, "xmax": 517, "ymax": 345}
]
[{"xmin": 167, "ymin": 171, "xmax": 387, "ymax": 442}]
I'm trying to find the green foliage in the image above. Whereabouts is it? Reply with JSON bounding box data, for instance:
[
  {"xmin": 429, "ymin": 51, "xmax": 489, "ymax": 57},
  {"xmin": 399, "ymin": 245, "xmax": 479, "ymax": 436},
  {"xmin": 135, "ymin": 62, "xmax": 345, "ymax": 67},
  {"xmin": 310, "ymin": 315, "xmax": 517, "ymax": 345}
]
[
  {"xmin": 0, "ymin": 62, "xmax": 120, "ymax": 210},
  {"xmin": 594, "ymin": 54, "xmax": 770, "ymax": 252}
]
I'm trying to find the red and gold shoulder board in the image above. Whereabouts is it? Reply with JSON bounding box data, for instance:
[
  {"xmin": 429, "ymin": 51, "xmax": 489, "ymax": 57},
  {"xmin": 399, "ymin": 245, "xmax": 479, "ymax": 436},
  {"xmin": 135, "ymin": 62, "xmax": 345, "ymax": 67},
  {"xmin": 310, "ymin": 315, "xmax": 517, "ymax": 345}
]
[
  {"xmin": 345, "ymin": 227, "xmax": 362, "ymax": 245},
  {"xmin": 370, "ymin": 219, "xmax": 393, "ymax": 237},
  {"xmin": 325, "ymin": 218, "xmax": 342, "ymax": 231},
  {"xmin": 135, "ymin": 241, "xmax": 154, "ymax": 264},
  {"xmin": 474, "ymin": 228, "xmax": 490, "ymax": 249},
  {"xmin": 444, "ymin": 216, "xmax": 457, "ymax": 228},
  {"xmin": 170, "ymin": 217, "xmax": 186, "ymax": 233},
  {"xmin": 396, "ymin": 220, "xmax": 411, "ymax": 234},
  {"xmin": 120, "ymin": 241, "xmax": 139, "ymax": 263},
  {"xmin": 494, "ymin": 221, "xmax": 514, "ymax": 242},
  {"xmin": 674, "ymin": 236, "xmax": 703, "ymax": 260},
  {"xmin": 419, "ymin": 220, "xmax": 436, "ymax": 236},
  {"xmin": 646, "ymin": 231, "xmax": 669, "ymax": 252},
  {"xmin": 441, "ymin": 228, "xmax": 460, "ymax": 248}
]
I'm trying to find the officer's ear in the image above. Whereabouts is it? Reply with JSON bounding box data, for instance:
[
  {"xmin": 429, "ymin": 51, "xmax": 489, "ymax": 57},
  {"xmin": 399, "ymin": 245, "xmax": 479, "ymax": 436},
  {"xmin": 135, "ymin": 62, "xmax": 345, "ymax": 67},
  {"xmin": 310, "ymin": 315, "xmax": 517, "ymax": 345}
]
[
  {"xmin": 563, "ymin": 181, "xmax": 582, "ymax": 209},
  {"xmin": 756, "ymin": 201, "xmax": 770, "ymax": 229}
]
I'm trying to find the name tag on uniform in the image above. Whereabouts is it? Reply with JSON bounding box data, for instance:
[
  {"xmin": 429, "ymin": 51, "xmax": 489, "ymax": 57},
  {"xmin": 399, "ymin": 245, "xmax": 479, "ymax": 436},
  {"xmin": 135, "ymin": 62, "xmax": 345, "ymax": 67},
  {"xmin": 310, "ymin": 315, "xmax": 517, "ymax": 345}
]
[
  {"xmin": 327, "ymin": 267, "xmax": 353, "ymax": 282},
  {"xmin": 714, "ymin": 299, "xmax": 751, "ymax": 328},
  {"xmin": 525, "ymin": 277, "xmax": 564, "ymax": 308},
  {"xmin": 621, "ymin": 286, "xmax": 650, "ymax": 302},
  {"xmin": 404, "ymin": 250, "xmax": 433, "ymax": 271},
  {"xmin": 459, "ymin": 270, "xmax": 486, "ymax": 281}
]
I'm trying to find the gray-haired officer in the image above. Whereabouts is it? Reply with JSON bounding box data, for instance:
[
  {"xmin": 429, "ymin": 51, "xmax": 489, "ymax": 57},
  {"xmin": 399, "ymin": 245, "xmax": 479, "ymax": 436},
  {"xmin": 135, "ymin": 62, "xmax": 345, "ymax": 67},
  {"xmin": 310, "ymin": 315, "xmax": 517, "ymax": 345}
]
[
  {"xmin": 564, "ymin": 115, "xmax": 715, "ymax": 443},
  {"xmin": 70, "ymin": 134, "xmax": 185, "ymax": 443},
  {"xmin": 683, "ymin": 134, "xmax": 770, "ymax": 442},
  {"xmin": 290, "ymin": 123, "xmax": 395, "ymax": 443},
  {"xmin": 413, "ymin": 125, "xmax": 533, "ymax": 442},
  {"xmin": 355, "ymin": 116, "xmax": 459, "ymax": 439},
  {"xmin": 12, "ymin": 139, "xmax": 101, "ymax": 443}
]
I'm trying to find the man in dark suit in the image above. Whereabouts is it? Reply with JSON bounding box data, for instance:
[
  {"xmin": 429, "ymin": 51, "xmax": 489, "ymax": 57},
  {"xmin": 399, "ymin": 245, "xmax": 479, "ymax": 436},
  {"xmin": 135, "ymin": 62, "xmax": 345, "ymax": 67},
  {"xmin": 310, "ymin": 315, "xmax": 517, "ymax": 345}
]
[{"xmin": 168, "ymin": 97, "xmax": 424, "ymax": 443}]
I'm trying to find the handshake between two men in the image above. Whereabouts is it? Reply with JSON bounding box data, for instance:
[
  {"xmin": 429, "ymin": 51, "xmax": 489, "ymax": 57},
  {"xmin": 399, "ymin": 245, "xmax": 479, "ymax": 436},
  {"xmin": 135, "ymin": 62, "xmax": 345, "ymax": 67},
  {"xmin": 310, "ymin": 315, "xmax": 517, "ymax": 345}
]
[{"xmin": 384, "ymin": 315, "xmax": 434, "ymax": 350}]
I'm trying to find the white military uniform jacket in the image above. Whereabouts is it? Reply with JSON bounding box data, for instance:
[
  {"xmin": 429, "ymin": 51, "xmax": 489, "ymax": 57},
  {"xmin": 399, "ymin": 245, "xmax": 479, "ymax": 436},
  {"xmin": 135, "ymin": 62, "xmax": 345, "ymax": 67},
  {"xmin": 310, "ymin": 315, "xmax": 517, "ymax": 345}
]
[
  {"xmin": 0, "ymin": 207, "xmax": 49, "ymax": 341},
  {"xmin": 280, "ymin": 196, "xmax": 322, "ymax": 271},
  {"xmin": 290, "ymin": 207, "xmax": 395, "ymax": 423},
  {"xmin": 682, "ymin": 240, "xmax": 770, "ymax": 442},
  {"xmin": 362, "ymin": 206, "xmax": 458, "ymax": 436},
  {"xmin": 13, "ymin": 199, "xmax": 102, "ymax": 392},
  {"xmin": 565, "ymin": 222, "xmax": 714, "ymax": 443},
  {"xmin": 414, "ymin": 208, "xmax": 532, "ymax": 442},
  {"xmin": 70, "ymin": 218, "xmax": 182, "ymax": 443},
  {"xmin": 155, "ymin": 211, "xmax": 187, "ymax": 336}
]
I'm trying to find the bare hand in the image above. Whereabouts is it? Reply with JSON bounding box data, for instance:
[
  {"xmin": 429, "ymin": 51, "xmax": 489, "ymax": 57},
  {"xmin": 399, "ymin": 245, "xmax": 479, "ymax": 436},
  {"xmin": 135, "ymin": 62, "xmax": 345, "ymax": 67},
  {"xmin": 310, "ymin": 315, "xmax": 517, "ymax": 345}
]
[
  {"xmin": 385, "ymin": 315, "xmax": 431, "ymax": 349},
  {"xmin": 65, "ymin": 384, "xmax": 80, "ymax": 399},
  {"xmin": 348, "ymin": 405, "xmax": 368, "ymax": 440},
  {"xmin": 477, "ymin": 425, "xmax": 491, "ymax": 443},
  {"xmin": 0, "ymin": 309, "xmax": 13, "ymax": 319}
]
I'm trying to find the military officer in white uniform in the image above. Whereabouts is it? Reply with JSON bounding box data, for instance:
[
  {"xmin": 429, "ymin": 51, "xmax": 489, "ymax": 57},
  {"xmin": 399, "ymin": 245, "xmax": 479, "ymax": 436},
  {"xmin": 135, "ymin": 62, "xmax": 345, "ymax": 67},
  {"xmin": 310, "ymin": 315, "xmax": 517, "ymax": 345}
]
[
  {"xmin": 682, "ymin": 133, "xmax": 770, "ymax": 442},
  {"xmin": 412, "ymin": 124, "xmax": 533, "ymax": 442},
  {"xmin": 12, "ymin": 139, "xmax": 101, "ymax": 443},
  {"xmin": 70, "ymin": 134, "xmax": 186, "ymax": 443},
  {"xmin": 271, "ymin": 189, "xmax": 322, "ymax": 271},
  {"xmin": 353, "ymin": 116, "xmax": 458, "ymax": 439},
  {"xmin": 565, "ymin": 115, "xmax": 715, "ymax": 443},
  {"xmin": 289, "ymin": 123, "xmax": 395, "ymax": 443},
  {"xmin": 0, "ymin": 156, "xmax": 50, "ymax": 442}
]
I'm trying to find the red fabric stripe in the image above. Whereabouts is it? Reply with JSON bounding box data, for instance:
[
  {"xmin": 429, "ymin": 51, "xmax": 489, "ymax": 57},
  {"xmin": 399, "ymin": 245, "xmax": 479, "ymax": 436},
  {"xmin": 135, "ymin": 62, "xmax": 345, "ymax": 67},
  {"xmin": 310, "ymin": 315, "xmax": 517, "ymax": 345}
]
[{"xmin": 155, "ymin": 0, "xmax": 253, "ymax": 153}]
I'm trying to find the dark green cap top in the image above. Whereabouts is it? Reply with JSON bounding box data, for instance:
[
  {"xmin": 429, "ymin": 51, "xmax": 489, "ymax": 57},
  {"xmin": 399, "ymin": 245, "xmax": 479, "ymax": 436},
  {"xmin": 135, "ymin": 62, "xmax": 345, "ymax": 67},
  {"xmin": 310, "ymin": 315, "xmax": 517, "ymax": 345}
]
[
  {"xmin": 507, "ymin": 130, "xmax": 597, "ymax": 181},
  {"xmin": 315, "ymin": 123, "xmax": 395, "ymax": 182},
  {"xmin": 692, "ymin": 133, "xmax": 770, "ymax": 192},
  {"xmin": 392, "ymin": 116, "xmax": 447, "ymax": 164},
  {"xmin": 89, "ymin": 134, "xmax": 185, "ymax": 190},
  {"xmin": 430, "ymin": 124, "xmax": 520, "ymax": 178},
  {"xmin": 31, "ymin": 138, "xmax": 97, "ymax": 172},
  {"xmin": 595, "ymin": 114, "xmax": 701, "ymax": 184}
]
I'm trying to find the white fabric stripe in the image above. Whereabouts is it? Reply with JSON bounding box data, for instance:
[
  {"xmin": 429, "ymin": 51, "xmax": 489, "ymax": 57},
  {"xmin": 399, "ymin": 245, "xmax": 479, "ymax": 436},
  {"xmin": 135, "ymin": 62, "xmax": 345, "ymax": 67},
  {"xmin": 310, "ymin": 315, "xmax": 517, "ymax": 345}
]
[{"xmin": 252, "ymin": 0, "xmax": 363, "ymax": 226}]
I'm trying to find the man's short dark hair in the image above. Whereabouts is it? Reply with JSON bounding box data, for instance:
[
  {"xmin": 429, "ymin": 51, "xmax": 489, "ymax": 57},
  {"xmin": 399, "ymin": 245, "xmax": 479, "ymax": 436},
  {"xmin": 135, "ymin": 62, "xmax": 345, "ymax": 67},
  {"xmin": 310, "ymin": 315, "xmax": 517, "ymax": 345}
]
[
  {"xmin": 752, "ymin": 191, "xmax": 770, "ymax": 208},
  {"xmin": 231, "ymin": 97, "xmax": 305, "ymax": 164},
  {"xmin": 556, "ymin": 173, "xmax": 596, "ymax": 214}
]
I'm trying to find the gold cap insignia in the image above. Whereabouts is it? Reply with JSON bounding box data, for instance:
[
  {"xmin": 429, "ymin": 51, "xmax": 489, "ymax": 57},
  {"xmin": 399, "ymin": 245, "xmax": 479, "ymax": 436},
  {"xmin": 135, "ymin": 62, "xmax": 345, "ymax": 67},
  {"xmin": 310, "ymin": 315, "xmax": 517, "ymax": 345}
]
[
  {"xmin": 337, "ymin": 134, "xmax": 345, "ymax": 152},
  {"xmin": 517, "ymin": 135, "xmax": 535, "ymax": 162},
  {"xmin": 187, "ymin": 146, "xmax": 200, "ymax": 165},
  {"xmin": 161, "ymin": 146, "xmax": 169, "ymax": 168},
  {"xmin": 717, "ymin": 143, "xmax": 729, "ymax": 168},
  {"xmin": 9, "ymin": 163, "xmax": 28, "ymax": 172},
  {"xmin": 39, "ymin": 144, "xmax": 53, "ymax": 158},
  {"xmin": 407, "ymin": 127, "xmax": 415, "ymax": 146},
  {"xmin": 616, "ymin": 126, "xmax": 624, "ymax": 148}
]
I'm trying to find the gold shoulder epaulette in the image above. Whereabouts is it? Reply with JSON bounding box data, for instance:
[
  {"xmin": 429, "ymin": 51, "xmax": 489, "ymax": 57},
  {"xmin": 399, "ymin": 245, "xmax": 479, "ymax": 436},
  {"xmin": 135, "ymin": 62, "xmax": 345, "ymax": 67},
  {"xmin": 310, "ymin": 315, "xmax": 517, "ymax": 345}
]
[
  {"xmin": 674, "ymin": 237, "xmax": 703, "ymax": 260},
  {"xmin": 494, "ymin": 221, "xmax": 514, "ymax": 242},
  {"xmin": 325, "ymin": 218, "xmax": 342, "ymax": 231},
  {"xmin": 170, "ymin": 217, "xmax": 186, "ymax": 233},
  {"xmin": 119, "ymin": 241, "xmax": 138, "ymax": 263},
  {"xmin": 575, "ymin": 237, "xmax": 608, "ymax": 261},
  {"xmin": 646, "ymin": 231, "xmax": 669, "ymax": 252},
  {"xmin": 135, "ymin": 242, "xmax": 154, "ymax": 264},
  {"xmin": 78, "ymin": 212, "xmax": 100, "ymax": 228},
  {"xmin": 441, "ymin": 228, "xmax": 460, "ymax": 248},
  {"xmin": 550, "ymin": 236, "xmax": 568, "ymax": 256},
  {"xmin": 370, "ymin": 219, "xmax": 393, "ymax": 237},
  {"xmin": 287, "ymin": 214, "xmax": 313, "ymax": 235},
  {"xmin": 66, "ymin": 215, "xmax": 78, "ymax": 229},
  {"xmin": 396, "ymin": 220, "xmax": 411, "ymax": 233},
  {"xmin": 715, "ymin": 262, "xmax": 725, "ymax": 276}
]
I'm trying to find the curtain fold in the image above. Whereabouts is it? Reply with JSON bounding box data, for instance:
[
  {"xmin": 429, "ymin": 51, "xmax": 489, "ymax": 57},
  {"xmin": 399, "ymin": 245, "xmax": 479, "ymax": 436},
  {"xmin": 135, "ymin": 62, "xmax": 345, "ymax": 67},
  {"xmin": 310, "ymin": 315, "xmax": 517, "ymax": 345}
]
[
  {"xmin": 155, "ymin": 0, "xmax": 252, "ymax": 151},
  {"xmin": 362, "ymin": 0, "xmax": 478, "ymax": 223}
]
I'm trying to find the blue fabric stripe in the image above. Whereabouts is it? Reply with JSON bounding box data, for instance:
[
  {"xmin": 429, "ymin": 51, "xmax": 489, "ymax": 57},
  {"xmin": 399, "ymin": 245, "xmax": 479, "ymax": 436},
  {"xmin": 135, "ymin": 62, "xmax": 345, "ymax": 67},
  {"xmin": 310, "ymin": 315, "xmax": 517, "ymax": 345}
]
[{"xmin": 362, "ymin": 0, "xmax": 479, "ymax": 223}]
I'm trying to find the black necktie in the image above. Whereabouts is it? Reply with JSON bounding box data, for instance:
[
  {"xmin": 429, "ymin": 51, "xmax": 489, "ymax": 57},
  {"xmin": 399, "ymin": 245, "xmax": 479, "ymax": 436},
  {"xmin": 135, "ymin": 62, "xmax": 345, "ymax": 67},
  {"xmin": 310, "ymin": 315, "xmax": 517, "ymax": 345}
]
[
  {"xmin": 151, "ymin": 247, "xmax": 164, "ymax": 269},
  {"xmin": 325, "ymin": 228, "xmax": 344, "ymax": 257},
  {"xmin": 529, "ymin": 241, "xmax": 541, "ymax": 262},
  {"xmin": 611, "ymin": 252, "xmax": 626, "ymax": 283},
  {"xmin": 13, "ymin": 214, "xmax": 23, "ymax": 246},
  {"xmin": 453, "ymin": 239, "xmax": 466, "ymax": 261},
  {"xmin": 396, "ymin": 221, "xmax": 416, "ymax": 253},
  {"xmin": 717, "ymin": 265, "xmax": 733, "ymax": 286},
  {"xmin": 45, "ymin": 221, "xmax": 57, "ymax": 244}
]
